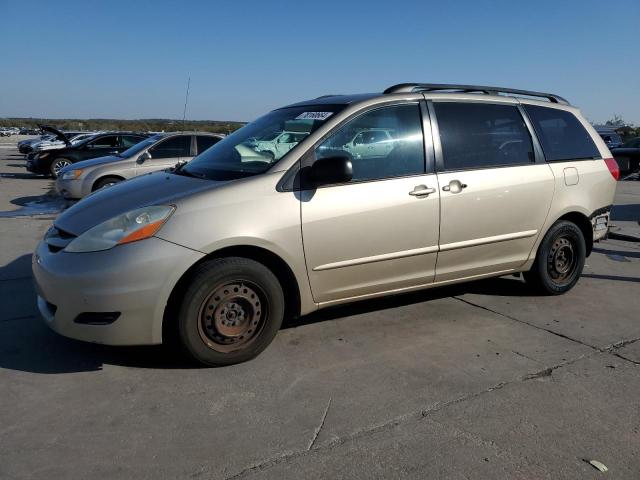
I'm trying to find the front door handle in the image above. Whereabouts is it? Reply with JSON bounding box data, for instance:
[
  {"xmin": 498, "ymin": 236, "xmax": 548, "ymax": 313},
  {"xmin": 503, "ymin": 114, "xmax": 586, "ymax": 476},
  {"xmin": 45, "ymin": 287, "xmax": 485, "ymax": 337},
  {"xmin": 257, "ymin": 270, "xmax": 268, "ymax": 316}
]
[
  {"xmin": 442, "ymin": 180, "xmax": 467, "ymax": 193},
  {"xmin": 409, "ymin": 185, "xmax": 436, "ymax": 197}
]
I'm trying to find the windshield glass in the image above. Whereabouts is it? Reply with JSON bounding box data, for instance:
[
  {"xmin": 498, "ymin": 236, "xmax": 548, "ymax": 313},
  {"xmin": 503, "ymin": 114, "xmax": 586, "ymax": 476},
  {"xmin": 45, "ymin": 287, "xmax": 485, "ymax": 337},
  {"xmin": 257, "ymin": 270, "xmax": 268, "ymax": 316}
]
[
  {"xmin": 181, "ymin": 105, "xmax": 344, "ymax": 181},
  {"xmin": 119, "ymin": 135, "xmax": 163, "ymax": 157}
]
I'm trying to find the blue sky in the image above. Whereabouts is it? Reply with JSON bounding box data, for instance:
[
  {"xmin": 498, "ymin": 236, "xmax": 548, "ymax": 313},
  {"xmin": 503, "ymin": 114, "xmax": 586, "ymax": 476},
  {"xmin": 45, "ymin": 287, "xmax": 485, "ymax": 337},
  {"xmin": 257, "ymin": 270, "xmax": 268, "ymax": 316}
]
[{"xmin": 1, "ymin": 0, "xmax": 638, "ymax": 124}]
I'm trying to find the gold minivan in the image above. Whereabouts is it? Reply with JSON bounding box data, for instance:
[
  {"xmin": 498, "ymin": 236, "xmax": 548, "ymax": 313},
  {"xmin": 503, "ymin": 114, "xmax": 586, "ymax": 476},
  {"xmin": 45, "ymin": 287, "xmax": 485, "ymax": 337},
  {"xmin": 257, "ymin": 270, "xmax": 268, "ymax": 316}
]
[{"xmin": 33, "ymin": 83, "xmax": 619, "ymax": 366}]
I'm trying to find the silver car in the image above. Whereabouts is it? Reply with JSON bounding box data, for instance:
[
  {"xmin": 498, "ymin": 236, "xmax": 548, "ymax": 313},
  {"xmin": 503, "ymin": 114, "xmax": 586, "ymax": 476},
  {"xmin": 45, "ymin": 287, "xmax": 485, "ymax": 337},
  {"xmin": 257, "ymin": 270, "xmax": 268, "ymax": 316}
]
[
  {"xmin": 33, "ymin": 83, "xmax": 618, "ymax": 366},
  {"xmin": 56, "ymin": 132, "xmax": 224, "ymax": 199}
]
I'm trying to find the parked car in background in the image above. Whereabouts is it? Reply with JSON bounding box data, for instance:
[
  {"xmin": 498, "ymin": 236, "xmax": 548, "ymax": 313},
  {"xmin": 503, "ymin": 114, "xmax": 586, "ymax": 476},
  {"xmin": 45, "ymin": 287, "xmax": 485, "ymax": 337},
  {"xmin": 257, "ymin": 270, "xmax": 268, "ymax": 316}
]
[
  {"xmin": 31, "ymin": 132, "xmax": 97, "ymax": 152},
  {"xmin": 254, "ymin": 131, "xmax": 309, "ymax": 159},
  {"xmin": 18, "ymin": 134, "xmax": 55, "ymax": 153},
  {"xmin": 19, "ymin": 128, "xmax": 42, "ymax": 135},
  {"xmin": 26, "ymin": 128, "xmax": 150, "ymax": 177},
  {"xmin": 611, "ymin": 137, "xmax": 640, "ymax": 177},
  {"xmin": 594, "ymin": 126, "xmax": 623, "ymax": 149},
  {"xmin": 33, "ymin": 83, "xmax": 617, "ymax": 367},
  {"xmin": 56, "ymin": 132, "xmax": 223, "ymax": 199}
]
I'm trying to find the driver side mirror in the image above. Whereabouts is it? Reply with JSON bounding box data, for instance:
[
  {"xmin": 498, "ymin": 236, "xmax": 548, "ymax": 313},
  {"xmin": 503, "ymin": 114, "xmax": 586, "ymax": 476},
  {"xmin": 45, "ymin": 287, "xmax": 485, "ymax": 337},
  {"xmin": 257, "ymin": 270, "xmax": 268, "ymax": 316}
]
[
  {"xmin": 309, "ymin": 155, "xmax": 353, "ymax": 186},
  {"xmin": 137, "ymin": 151, "xmax": 152, "ymax": 164}
]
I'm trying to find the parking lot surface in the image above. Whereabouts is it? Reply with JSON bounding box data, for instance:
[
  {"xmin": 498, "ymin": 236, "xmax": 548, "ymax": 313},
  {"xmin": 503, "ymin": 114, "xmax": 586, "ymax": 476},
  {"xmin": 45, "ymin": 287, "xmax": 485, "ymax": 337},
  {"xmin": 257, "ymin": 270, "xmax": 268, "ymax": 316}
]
[{"xmin": 1, "ymin": 144, "xmax": 639, "ymax": 479}]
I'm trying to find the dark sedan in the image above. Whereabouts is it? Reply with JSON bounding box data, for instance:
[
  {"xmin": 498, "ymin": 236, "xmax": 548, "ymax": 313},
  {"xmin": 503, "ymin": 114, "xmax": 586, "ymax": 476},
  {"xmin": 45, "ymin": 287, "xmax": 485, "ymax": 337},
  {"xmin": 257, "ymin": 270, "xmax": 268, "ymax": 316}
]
[
  {"xmin": 27, "ymin": 127, "xmax": 150, "ymax": 177},
  {"xmin": 611, "ymin": 137, "xmax": 640, "ymax": 178}
]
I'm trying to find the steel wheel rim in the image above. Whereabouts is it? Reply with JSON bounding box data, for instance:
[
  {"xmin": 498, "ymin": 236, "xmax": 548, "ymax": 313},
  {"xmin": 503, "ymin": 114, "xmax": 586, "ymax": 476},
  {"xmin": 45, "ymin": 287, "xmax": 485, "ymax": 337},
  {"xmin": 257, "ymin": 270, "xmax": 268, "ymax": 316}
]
[
  {"xmin": 547, "ymin": 236, "xmax": 576, "ymax": 283},
  {"xmin": 197, "ymin": 281, "xmax": 268, "ymax": 353},
  {"xmin": 53, "ymin": 160, "xmax": 70, "ymax": 174}
]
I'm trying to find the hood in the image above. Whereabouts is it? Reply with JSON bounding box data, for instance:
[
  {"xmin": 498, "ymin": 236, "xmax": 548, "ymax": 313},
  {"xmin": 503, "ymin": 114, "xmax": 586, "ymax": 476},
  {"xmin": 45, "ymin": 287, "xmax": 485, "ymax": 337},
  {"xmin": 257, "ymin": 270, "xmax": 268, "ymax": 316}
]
[
  {"xmin": 38, "ymin": 125, "xmax": 71, "ymax": 146},
  {"xmin": 58, "ymin": 155, "xmax": 121, "ymax": 175},
  {"xmin": 55, "ymin": 171, "xmax": 228, "ymax": 235}
]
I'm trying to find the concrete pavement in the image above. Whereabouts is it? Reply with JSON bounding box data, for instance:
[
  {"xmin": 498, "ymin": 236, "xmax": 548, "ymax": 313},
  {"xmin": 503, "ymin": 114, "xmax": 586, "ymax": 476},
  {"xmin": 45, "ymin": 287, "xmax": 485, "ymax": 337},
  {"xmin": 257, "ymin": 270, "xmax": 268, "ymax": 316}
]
[{"xmin": 0, "ymin": 149, "xmax": 638, "ymax": 479}]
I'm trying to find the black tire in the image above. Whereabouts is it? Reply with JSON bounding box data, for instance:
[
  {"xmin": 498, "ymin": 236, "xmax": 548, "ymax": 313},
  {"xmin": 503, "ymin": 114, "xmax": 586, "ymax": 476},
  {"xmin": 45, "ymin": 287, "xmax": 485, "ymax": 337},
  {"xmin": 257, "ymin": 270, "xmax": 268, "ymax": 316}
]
[
  {"xmin": 50, "ymin": 157, "xmax": 72, "ymax": 178},
  {"xmin": 524, "ymin": 220, "xmax": 586, "ymax": 295},
  {"xmin": 177, "ymin": 257, "xmax": 284, "ymax": 366},
  {"xmin": 93, "ymin": 176, "xmax": 123, "ymax": 191}
]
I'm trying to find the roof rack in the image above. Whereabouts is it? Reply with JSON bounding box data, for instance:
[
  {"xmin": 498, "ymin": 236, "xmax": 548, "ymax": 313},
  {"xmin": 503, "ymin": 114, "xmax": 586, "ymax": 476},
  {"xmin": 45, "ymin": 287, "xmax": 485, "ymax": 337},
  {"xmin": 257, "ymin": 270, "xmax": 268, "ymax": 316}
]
[{"xmin": 383, "ymin": 83, "xmax": 570, "ymax": 105}]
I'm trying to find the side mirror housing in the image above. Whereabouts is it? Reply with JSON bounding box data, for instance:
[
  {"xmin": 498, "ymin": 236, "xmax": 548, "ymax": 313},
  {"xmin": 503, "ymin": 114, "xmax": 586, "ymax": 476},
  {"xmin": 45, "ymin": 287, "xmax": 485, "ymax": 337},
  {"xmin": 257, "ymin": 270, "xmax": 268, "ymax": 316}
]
[
  {"xmin": 137, "ymin": 151, "xmax": 152, "ymax": 164},
  {"xmin": 309, "ymin": 155, "xmax": 353, "ymax": 186}
]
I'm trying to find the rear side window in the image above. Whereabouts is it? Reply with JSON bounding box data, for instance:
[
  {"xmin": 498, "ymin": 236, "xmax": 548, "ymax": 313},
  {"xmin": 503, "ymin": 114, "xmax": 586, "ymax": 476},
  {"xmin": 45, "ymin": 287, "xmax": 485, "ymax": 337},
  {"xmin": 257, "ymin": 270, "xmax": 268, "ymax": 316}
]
[
  {"xmin": 524, "ymin": 105, "xmax": 600, "ymax": 161},
  {"xmin": 196, "ymin": 135, "xmax": 221, "ymax": 154},
  {"xmin": 121, "ymin": 135, "xmax": 145, "ymax": 148},
  {"xmin": 434, "ymin": 102, "xmax": 534, "ymax": 170},
  {"xmin": 149, "ymin": 136, "xmax": 191, "ymax": 159}
]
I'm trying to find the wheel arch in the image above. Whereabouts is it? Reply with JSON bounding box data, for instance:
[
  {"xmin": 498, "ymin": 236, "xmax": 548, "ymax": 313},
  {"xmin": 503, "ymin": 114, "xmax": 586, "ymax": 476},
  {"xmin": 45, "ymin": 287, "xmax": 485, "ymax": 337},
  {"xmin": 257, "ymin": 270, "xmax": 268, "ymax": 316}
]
[
  {"xmin": 92, "ymin": 174, "xmax": 126, "ymax": 192},
  {"xmin": 554, "ymin": 211, "xmax": 594, "ymax": 257},
  {"xmin": 162, "ymin": 244, "xmax": 302, "ymax": 344}
]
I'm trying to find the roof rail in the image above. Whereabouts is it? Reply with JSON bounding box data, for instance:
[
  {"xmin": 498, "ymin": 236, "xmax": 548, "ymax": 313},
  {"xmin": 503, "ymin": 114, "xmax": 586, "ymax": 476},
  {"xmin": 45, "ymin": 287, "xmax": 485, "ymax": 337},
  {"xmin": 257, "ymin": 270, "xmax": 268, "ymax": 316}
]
[{"xmin": 383, "ymin": 83, "xmax": 570, "ymax": 105}]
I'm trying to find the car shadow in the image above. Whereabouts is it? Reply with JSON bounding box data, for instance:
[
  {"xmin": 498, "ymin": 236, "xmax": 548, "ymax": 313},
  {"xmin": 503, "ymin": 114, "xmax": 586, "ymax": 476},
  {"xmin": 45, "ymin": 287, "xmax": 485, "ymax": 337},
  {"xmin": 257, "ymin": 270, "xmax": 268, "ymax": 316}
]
[{"xmin": 0, "ymin": 251, "xmax": 536, "ymax": 375}]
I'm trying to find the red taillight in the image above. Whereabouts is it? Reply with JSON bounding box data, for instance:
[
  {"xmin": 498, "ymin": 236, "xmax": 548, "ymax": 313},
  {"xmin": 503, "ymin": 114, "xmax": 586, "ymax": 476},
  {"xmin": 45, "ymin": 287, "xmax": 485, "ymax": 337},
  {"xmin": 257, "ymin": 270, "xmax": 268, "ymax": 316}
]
[{"xmin": 604, "ymin": 158, "xmax": 620, "ymax": 180}]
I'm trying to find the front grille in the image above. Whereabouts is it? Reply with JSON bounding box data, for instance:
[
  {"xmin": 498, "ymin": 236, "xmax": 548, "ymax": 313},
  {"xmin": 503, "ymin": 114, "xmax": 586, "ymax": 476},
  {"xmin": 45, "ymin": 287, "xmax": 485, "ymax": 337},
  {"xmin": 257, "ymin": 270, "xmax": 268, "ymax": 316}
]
[{"xmin": 74, "ymin": 312, "xmax": 121, "ymax": 325}]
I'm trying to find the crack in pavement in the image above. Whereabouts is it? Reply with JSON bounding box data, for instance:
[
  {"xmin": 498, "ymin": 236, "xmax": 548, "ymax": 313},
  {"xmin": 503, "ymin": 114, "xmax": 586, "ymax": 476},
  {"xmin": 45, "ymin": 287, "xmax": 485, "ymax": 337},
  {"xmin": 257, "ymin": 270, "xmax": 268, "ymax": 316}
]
[
  {"xmin": 453, "ymin": 296, "xmax": 601, "ymax": 351},
  {"xmin": 307, "ymin": 397, "xmax": 331, "ymax": 451},
  {"xmin": 455, "ymin": 296, "xmax": 640, "ymax": 366},
  {"xmin": 223, "ymin": 351, "xmax": 600, "ymax": 480},
  {"xmin": 224, "ymin": 308, "xmax": 640, "ymax": 479}
]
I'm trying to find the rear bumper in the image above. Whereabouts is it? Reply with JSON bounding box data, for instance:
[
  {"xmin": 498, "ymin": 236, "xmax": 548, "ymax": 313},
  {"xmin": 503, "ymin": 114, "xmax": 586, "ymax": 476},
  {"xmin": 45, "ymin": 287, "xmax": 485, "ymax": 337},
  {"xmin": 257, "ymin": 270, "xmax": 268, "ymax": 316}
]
[{"xmin": 590, "ymin": 206, "xmax": 611, "ymax": 242}]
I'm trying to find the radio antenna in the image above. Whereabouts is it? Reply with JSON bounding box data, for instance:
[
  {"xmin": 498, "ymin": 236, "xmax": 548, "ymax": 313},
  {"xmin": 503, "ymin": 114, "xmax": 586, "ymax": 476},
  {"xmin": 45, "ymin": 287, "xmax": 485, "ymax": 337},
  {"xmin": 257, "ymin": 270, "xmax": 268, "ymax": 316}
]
[{"xmin": 181, "ymin": 76, "xmax": 191, "ymax": 132}]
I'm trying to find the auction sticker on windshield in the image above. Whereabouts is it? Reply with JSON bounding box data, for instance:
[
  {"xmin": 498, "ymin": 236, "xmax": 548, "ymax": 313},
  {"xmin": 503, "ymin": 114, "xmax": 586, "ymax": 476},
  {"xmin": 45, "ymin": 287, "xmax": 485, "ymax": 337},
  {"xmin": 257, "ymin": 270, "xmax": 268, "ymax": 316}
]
[{"xmin": 295, "ymin": 112, "xmax": 334, "ymax": 121}]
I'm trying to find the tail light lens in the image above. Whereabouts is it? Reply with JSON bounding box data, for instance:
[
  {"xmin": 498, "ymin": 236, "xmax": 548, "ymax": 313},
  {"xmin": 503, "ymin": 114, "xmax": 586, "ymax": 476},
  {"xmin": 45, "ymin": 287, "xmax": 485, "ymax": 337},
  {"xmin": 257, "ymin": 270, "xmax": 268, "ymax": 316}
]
[{"xmin": 604, "ymin": 158, "xmax": 620, "ymax": 180}]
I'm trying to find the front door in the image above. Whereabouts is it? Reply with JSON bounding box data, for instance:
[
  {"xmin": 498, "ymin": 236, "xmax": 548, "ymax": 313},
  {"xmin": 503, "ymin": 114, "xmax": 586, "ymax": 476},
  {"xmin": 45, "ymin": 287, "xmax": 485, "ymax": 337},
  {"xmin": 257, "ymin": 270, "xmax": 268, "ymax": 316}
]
[
  {"xmin": 81, "ymin": 134, "xmax": 121, "ymax": 161},
  {"xmin": 431, "ymin": 101, "xmax": 555, "ymax": 282},
  {"xmin": 137, "ymin": 135, "xmax": 192, "ymax": 175},
  {"xmin": 301, "ymin": 103, "xmax": 440, "ymax": 303}
]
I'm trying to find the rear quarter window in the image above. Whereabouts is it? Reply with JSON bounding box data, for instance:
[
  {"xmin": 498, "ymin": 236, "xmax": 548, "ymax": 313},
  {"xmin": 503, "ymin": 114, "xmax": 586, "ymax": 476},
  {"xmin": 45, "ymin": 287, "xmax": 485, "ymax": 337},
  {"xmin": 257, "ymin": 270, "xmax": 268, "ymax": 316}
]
[{"xmin": 524, "ymin": 105, "xmax": 600, "ymax": 161}]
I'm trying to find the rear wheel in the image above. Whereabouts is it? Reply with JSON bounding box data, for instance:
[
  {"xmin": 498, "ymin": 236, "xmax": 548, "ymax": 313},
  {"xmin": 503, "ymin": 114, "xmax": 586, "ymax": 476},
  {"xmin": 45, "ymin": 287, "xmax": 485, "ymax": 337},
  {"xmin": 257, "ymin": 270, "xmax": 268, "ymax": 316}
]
[
  {"xmin": 50, "ymin": 158, "xmax": 72, "ymax": 178},
  {"xmin": 177, "ymin": 257, "xmax": 284, "ymax": 366},
  {"xmin": 93, "ymin": 176, "xmax": 123, "ymax": 191},
  {"xmin": 524, "ymin": 220, "xmax": 586, "ymax": 295}
]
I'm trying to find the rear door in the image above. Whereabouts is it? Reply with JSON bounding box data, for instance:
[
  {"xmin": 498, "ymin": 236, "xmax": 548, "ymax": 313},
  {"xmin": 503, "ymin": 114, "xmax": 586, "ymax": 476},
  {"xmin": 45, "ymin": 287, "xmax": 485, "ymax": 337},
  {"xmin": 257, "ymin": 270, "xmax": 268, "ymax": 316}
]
[
  {"xmin": 431, "ymin": 100, "xmax": 554, "ymax": 282},
  {"xmin": 137, "ymin": 135, "xmax": 192, "ymax": 175},
  {"xmin": 300, "ymin": 102, "xmax": 440, "ymax": 303}
]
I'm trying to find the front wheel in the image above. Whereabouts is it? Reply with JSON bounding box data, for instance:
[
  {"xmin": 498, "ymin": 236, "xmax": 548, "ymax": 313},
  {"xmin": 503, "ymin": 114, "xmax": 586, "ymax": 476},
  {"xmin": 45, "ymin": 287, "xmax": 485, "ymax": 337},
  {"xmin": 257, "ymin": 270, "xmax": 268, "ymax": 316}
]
[
  {"xmin": 50, "ymin": 158, "xmax": 72, "ymax": 178},
  {"xmin": 177, "ymin": 257, "xmax": 284, "ymax": 366},
  {"xmin": 524, "ymin": 220, "xmax": 586, "ymax": 295},
  {"xmin": 93, "ymin": 176, "xmax": 122, "ymax": 191}
]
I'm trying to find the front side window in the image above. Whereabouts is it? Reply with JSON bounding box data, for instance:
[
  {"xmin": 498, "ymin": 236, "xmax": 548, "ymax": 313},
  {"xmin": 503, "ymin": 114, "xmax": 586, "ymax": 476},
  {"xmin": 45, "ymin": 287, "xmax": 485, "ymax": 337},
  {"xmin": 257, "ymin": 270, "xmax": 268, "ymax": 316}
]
[
  {"xmin": 524, "ymin": 105, "xmax": 600, "ymax": 161},
  {"xmin": 315, "ymin": 104, "xmax": 425, "ymax": 182},
  {"xmin": 149, "ymin": 135, "xmax": 191, "ymax": 159},
  {"xmin": 434, "ymin": 102, "xmax": 534, "ymax": 171},
  {"xmin": 181, "ymin": 105, "xmax": 344, "ymax": 181}
]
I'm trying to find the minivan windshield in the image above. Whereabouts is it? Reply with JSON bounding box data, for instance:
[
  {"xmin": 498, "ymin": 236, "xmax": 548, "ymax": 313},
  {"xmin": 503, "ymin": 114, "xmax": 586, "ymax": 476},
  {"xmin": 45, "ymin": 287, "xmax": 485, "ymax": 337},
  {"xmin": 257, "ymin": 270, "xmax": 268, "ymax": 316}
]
[{"xmin": 179, "ymin": 105, "xmax": 345, "ymax": 181}]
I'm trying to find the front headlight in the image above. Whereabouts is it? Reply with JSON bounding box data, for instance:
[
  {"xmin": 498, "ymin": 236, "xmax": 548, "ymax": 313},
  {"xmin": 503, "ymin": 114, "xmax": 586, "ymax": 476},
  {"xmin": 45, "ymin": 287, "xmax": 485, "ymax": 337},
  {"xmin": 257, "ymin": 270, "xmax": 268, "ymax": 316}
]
[
  {"xmin": 61, "ymin": 169, "xmax": 83, "ymax": 180},
  {"xmin": 64, "ymin": 205, "xmax": 175, "ymax": 253}
]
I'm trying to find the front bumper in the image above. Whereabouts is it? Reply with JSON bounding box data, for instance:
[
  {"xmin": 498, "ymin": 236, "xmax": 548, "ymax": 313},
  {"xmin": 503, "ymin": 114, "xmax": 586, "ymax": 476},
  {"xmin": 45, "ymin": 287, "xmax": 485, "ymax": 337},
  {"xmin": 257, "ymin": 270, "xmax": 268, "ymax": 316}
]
[
  {"xmin": 56, "ymin": 176, "xmax": 85, "ymax": 199},
  {"xmin": 26, "ymin": 157, "xmax": 49, "ymax": 174},
  {"xmin": 32, "ymin": 236, "xmax": 204, "ymax": 346}
]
